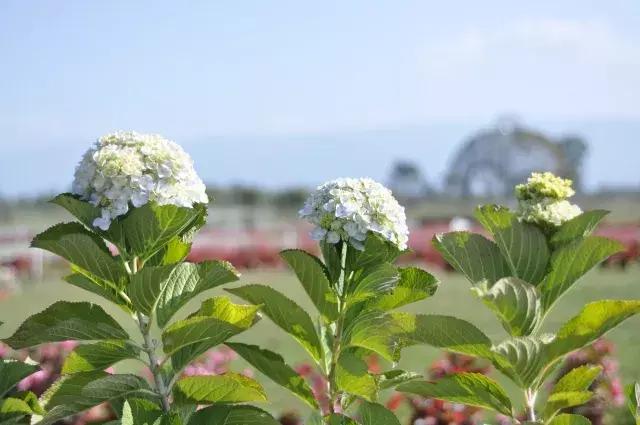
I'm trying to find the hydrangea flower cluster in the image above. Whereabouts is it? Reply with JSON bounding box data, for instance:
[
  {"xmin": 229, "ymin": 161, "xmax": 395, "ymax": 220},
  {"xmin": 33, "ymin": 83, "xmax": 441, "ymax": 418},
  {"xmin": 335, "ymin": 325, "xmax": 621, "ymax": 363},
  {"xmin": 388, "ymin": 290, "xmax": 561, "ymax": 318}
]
[
  {"xmin": 72, "ymin": 131, "xmax": 208, "ymax": 230},
  {"xmin": 515, "ymin": 171, "xmax": 575, "ymax": 200},
  {"xmin": 299, "ymin": 177, "xmax": 409, "ymax": 250},
  {"xmin": 515, "ymin": 172, "xmax": 582, "ymax": 228}
]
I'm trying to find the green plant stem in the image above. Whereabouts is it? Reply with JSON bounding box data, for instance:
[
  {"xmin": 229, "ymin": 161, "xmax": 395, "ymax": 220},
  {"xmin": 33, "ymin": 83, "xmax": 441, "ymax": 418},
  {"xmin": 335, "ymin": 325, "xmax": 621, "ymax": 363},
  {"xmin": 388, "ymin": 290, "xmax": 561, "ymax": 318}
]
[
  {"xmin": 525, "ymin": 388, "xmax": 538, "ymax": 422},
  {"xmin": 128, "ymin": 257, "xmax": 171, "ymax": 413},
  {"xmin": 326, "ymin": 242, "xmax": 349, "ymax": 420},
  {"xmin": 137, "ymin": 312, "xmax": 171, "ymax": 412}
]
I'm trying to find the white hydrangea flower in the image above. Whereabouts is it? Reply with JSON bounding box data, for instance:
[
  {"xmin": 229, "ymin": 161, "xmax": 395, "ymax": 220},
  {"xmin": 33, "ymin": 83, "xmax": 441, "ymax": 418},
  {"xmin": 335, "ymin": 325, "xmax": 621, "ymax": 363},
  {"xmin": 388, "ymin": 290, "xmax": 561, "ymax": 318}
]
[
  {"xmin": 299, "ymin": 177, "xmax": 409, "ymax": 250},
  {"xmin": 72, "ymin": 131, "xmax": 208, "ymax": 230},
  {"xmin": 515, "ymin": 171, "xmax": 581, "ymax": 228},
  {"xmin": 518, "ymin": 198, "xmax": 582, "ymax": 228}
]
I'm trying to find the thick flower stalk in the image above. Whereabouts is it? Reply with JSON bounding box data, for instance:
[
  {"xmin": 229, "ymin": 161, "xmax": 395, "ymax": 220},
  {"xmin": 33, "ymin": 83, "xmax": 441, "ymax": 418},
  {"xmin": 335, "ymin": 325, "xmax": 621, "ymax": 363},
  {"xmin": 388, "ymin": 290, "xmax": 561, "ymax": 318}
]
[
  {"xmin": 72, "ymin": 131, "xmax": 208, "ymax": 230},
  {"xmin": 515, "ymin": 171, "xmax": 581, "ymax": 228},
  {"xmin": 299, "ymin": 177, "xmax": 409, "ymax": 250}
]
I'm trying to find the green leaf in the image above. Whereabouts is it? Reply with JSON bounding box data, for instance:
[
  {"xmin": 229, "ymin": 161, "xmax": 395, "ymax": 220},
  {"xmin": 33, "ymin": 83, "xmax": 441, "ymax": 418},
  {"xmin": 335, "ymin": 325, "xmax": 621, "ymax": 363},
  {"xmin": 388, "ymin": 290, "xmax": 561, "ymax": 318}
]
[
  {"xmin": 547, "ymin": 300, "xmax": 640, "ymax": 361},
  {"xmin": 432, "ymin": 232, "xmax": 510, "ymax": 285},
  {"xmin": 226, "ymin": 284, "xmax": 323, "ymax": 361},
  {"xmin": 121, "ymin": 399, "xmax": 162, "ymax": 425},
  {"xmin": 128, "ymin": 261, "xmax": 240, "ymax": 327},
  {"xmin": 0, "ymin": 397, "xmax": 36, "ymax": 420},
  {"xmin": 545, "ymin": 392, "xmax": 594, "ymax": 421},
  {"xmin": 347, "ymin": 263, "xmax": 400, "ymax": 305},
  {"xmin": 120, "ymin": 203, "xmax": 206, "ymax": 261},
  {"xmin": 280, "ymin": 249, "xmax": 339, "ymax": 321},
  {"xmin": 547, "ymin": 414, "xmax": 591, "ymax": 425},
  {"xmin": 15, "ymin": 391, "xmax": 44, "ymax": 415},
  {"xmin": 128, "ymin": 264, "xmax": 175, "ymax": 315},
  {"xmin": 551, "ymin": 364, "xmax": 602, "ymax": 393},
  {"xmin": 491, "ymin": 336, "xmax": 550, "ymax": 388},
  {"xmin": 51, "ymin": 194, "xmax": 101, "ymax": 228},
  {"xmin": 405, "ymin": 314, "xmax": 495, "ymax": 359},
  {"xmin": 473, "ymin": 277, "xmax": 541, "ymax": 337},
  {"xmin": 350, "ymin": 233, "xmax": 401, "ymax": 271},
  {"xmin": 550, "ymin": 210, "xmax": 609, "ymax": 246},
  {"xmin": 50, "ymin": 194, "xmax": 127, "ymax": 248},
  {"xmin": 358, "ymin": 401, "xmax": 401, "ymax": 425},
  {"xmin": 377, "ymin": 370, "xmax": 421, "ymax": 390},
  {"xmin": 344, "ymin": 311, "xmax": 411, "ymax": 362},
  {"xmin": 63, "ymin": 271, "xmax": 132, "ymax": 312},
  {"xmin": 41, "ymin": 372, "xmax": 156, "ymax": 425},
  {"xmin": 475, "ymin": 205, "xmax": 550, "ymax": 285},
  {"xmin": 62, "ymin": 341, "xmax": 141, "ymax": 374},
  {"xmin": 320, "ymin": 242, "xmax": 342, "ymax": 283},
  {"xmin": 626, "ymin": 382, "xmax": 640, "ymax": 424},
  {"xmin": 367, "ymin": 267, "xmax": 438, "ymax": 311},
  {"xmin": 225, "ymin": 342, "xmax": 318, "ymax": 409},
  {"xmin": 31, "ymin": 222, "xmax": 126, "ymax": 286},
  {"xmin": 0, "ymin": 391, "xmax": 44, "ymax": 422},
  {"xmin": 146, "ymin": 237, "xmax": 191, "ymax": 267},
  {"xmin": 3, "ymin": 301, "xmax": 128, "ymax": 349},
  {"xmin": 173, "ymin": 373, "xmax": 267, "ymax": 404},
  {"xmin": 397, "ymin": 372, "xmax": 513, "ymax": 416},
  {"xmin": 0, "ymin": 361, "xmax": 38, "ymax": 397},
  {"xmin": 335, "ymin": 350, "xmax": 377, "ymax": 402},
  {"xmin": 540, "ymin": 236, "xmax": 624, "ymax": 311},
  {"xmin": 187, "ymin": 405, "xmax": 279, "ymax": 425},
  {"xmin": 163, "ymin": 297, "xmax": 260, "ymax": 371}
]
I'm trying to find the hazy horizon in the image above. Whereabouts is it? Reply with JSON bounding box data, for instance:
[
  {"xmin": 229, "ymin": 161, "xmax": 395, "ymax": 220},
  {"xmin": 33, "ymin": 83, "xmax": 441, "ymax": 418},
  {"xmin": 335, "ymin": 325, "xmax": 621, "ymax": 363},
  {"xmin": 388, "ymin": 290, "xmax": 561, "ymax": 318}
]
[{"xmin": 2, "ymin": 117, "xmax": 638, "ymax": 198}]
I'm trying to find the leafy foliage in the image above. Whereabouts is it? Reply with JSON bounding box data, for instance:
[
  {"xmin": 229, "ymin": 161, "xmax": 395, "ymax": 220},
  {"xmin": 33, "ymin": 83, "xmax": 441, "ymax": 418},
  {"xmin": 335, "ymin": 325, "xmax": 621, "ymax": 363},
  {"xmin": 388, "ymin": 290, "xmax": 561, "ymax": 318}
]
[
  {"xmin": 172, "ymin": 373, "xmax": 267, "ymax": 404},
  {"xmin": 425, "ymin": 196, "xmax": 639, "ymax": 422},
  {"xmin": 187, "ymin": 404, "xmax": 280, "ymax": 425},
  {"xmin": 3, "ymin": 301, "xmax": 129, "ymax": 349},
  {"xmin": 226, "ymin": 342, "xmax": 318, "ymax": 409},
  {"xmin": 4, "ymin": 198, "xmax": 276, "ymax": 425},
  {"xmin": 397, "ymin": 372, "xmax": 512, "ymax": 416},
  {"xmin": 227, "ymin": 233, "xmax": 438, "ymax": 423},
  {"xmin": 0, "ymin": 349, "xmax": 42, "ymax": 425},
  {"xmin": 473, "ymin": 277, "xmax": 541, "ymax": 336},
  {"xmin": 62, "ymin": 340, "xmax": 141, "ymax": 374},
  {"xmin": 543, "ymin": 364, "xmax": 601, "ymax": 420}
]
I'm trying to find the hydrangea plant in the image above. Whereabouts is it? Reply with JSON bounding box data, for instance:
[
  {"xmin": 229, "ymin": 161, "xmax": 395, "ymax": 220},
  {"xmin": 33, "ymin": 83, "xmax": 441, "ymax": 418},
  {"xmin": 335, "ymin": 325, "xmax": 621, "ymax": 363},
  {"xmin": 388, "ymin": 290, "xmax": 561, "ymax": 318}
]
[
  {"xmin": 226, "ymin": 178, "xmax": 438, "ymax": 424},
  {"xmin": 396, "ymin": 172, "xmax": 640, "ymax": 424},
  {"xmin": 1, "ymin": 133, "xmax": 280, "ymax": 424}
]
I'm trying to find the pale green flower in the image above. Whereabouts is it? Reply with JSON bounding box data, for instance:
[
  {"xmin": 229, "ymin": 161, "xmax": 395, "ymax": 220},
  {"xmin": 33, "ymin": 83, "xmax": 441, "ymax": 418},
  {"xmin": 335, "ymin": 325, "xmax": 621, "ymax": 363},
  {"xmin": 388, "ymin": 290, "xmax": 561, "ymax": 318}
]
[
  {"xmin": 515, "ymin": 171, "xmax": 581, "ymax": 228},
  {"xmin": 515, "ymin": 171, "xmax": 575, "ymax": 201}
]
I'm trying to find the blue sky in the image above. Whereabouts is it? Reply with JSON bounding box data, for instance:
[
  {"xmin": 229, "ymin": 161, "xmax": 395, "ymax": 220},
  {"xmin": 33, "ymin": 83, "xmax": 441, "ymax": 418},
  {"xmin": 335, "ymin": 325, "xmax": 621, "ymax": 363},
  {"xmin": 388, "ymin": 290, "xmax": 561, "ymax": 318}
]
[{"xmin": 1, "ymin": 1, "xmax": 639, "ymax": 196}]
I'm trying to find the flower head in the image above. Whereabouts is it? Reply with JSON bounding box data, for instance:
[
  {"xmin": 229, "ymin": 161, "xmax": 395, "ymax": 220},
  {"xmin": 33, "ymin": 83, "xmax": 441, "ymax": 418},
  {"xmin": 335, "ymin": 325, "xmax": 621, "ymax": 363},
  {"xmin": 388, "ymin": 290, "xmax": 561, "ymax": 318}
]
[
  {"xmin": 299, "ymin": 177, "xmax": 408, "ymax": 250},
  {"xmin": 515, "ymin": 171, "xmax": 575, "ymax": 201},
  {"xmin": 72, "ymin": 131, "xmax": 208, "ymax": 230},
  {"xmin": 515, "ymin": 171, "xmax": 581, "ymax": 228}
]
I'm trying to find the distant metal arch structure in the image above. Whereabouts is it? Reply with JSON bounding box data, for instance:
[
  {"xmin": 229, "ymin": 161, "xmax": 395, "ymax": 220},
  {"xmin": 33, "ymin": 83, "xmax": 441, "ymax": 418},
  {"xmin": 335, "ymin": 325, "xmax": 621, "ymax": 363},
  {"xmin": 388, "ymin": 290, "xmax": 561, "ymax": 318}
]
[{"xmin": 445, "ymin": 121, "xmax": 586, "ymax": 198}]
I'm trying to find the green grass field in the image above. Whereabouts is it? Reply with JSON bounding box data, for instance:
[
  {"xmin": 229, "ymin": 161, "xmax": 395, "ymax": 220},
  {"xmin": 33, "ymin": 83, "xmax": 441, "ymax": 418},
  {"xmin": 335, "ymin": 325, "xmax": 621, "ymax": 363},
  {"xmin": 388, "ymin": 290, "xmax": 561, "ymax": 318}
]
[{"xmin": 1, "ymin": 265, "xmax": 639, "ymax": 421}]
